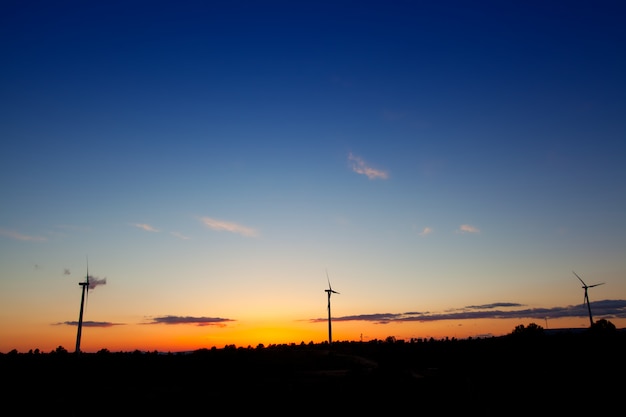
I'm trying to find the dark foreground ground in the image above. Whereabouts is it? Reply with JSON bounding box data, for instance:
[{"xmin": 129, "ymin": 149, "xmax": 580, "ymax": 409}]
[{"xmin": 2, "ymin": 331, "xmax": 625, "ymax": 415}]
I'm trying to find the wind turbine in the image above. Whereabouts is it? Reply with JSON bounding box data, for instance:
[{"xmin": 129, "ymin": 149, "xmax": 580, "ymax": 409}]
[
  {"xmin": 325, "ymin": 270, "xmax": 339, "ymax": 345},
  {"xmin": 75, "ymin": 261, "xmax": 90, "ymax": 354},
  {"xmin": 573, "ymin": 271, "xmax": 605, "ymax": 327}
]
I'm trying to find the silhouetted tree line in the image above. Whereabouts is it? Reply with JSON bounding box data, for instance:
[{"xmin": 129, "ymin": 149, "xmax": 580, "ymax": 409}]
[
  {"xmin": 2, "ymin": 321, "xmax": 624, "ymax": 415},
  {"xmin": 3, "ymin": 319, "xmax": 620, "ymax": 358}
]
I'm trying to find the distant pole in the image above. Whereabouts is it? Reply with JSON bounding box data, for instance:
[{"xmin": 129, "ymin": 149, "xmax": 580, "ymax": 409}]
[
  {"xmin": 75, "ymin": 280, "xmax": 88, "ymax": 353},
  {"xmin": 585, "ymin": 292, "xmax": 594, "ymax": 327},
  {"xmin": 327, "ymin": 290, "xmax": 332, "ymax": 345},
  {"xmin": 324, "ymin": 270, "xmax": 339, "ymax": 346},
  {"xmin": 75, "ymin": 262, "xmax": 90, "ymax": 354}
]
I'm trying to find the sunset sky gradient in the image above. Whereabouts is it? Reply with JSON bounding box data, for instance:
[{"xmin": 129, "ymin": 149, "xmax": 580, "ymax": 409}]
[{"xmin": 1, "ymin": 0, "xmax": 625, "ymax": 353}]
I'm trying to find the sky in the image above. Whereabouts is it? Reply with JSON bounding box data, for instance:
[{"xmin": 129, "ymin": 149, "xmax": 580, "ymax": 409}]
[{"xmin": 1, "ymin": 0, "xmax": 625, "ymax": 353}]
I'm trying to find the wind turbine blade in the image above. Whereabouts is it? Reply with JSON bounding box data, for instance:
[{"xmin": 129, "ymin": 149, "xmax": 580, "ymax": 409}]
[
  {"xmin": 572, "ymin": 271, "xmax": 586, "ymax": 286},
  {"xmin": 589, "ymin": 283, "xmax": 605, "ymax": 288},
  {"xmin": 85, "ymin": 258, "xmax": 90, "ymax": 311},
  {"xmin": 326, "ymin": 269, "xmax": 337, "ymax": 293}
]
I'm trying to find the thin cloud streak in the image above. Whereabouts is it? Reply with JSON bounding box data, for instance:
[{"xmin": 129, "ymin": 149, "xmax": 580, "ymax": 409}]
[
  {"xmin": 131, "ymin": 224, "xmax": 191, "ymax": 239},
  {"xmin": 0, "ymin": 229, "xmax": 46, "ymax": 241},
  {"xmin": 171, "ymin": 231, "xmax": 190, "ymax": 240},
  {"xmin": 59, "ymin": 321, "xmax": 122, "ymax": 328},
  {"xmin": 56, "ymin": 317, "xmax": 232, "ymax": 328},
  {"xmin": 348, "ymin": 153, "xmax": 389, "ymax": 180},
  {"xmin": 54, "ymin": 300, "xmax": 626, "ymax": 331},
  {"xmin": 458, "ymin": 224, "xmax": 480, "ymax": 233},
  {"xmin": 145, "ymin": 315, "xmax": 234, "ymax": 327},
  {"xmin": 200, "ymin": 217, "xmax": 258, "ymax": 237},
  {"xmin": 310, "ymin": 300, "xmax": 626, "ymax": 324},
  {"xmin": 131, "ymin": 223, "xmax": 160, "ymax": 232}
]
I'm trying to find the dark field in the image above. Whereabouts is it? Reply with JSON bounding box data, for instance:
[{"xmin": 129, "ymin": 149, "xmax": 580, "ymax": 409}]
[{"xmin": 2, "ymin": 330, "xmax": 624, "ymax": 415}]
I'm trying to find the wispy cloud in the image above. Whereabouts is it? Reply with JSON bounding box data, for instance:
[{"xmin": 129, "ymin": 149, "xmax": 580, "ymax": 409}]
[
  {"xmin": 171, "ymin": 231, "xmax": 190, "ymax": 240},
  {"xmin": 58, "ymin": 321, "xmax": 123, "ymax": 328},
  {"xmin": 0, "ymin": 229, "xmax": 46, "ymax": 242},
  {"xmin": 348, "ymin": 152, "xmax": 389, "ymax": 180},
  {"xmin": 465, "ymin": 302, "xmax": 521, "ymax": 309},
  {"xmin": 87, "ymin": 275, "xmax": 107, "ymax": 289},
  {"xmin": 131, "ymin": 224, "xmax": 192, "ymax": 240},
  {"xmin": 310, "ymin": 300, "xmax": 626, "ymax": 324},
  {"xmin": 458, "ymin": 224, "xmax": 480, "ymax": 234},
  {"xmin": 419, "ymin": 227, "xmax": 433, "ymax": 236},
  {"xmin": 144, "ymin": 315, "xmax": 234, "ymax": 327},
  {"xmin": 131, "ymin": 223, "xmax": 160, "ymax": 232},
  {"xmin": 200, "ymin": 217, "xmax": 258, "ymax": 237}
]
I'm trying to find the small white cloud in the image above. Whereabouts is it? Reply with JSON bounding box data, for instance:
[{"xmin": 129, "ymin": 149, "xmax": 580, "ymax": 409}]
[
  {"xmin": 132, "ymin": 223, "xmax": 160, "ymax": 232},
  {"xmin": 0, "ymin": 229, "xmax": 46, "ymax": 241},
  {"xmin": 458, "ymin": 224, "xmax": 480, "ymax": 234},
  {"xmin": 200, "ymin": 217, "xmax": 258, "ymax": 237},
  {"xmin": 348, "ymin": 152, "xmax": 389, "ymax": 180},
  {"xmin": 419, "ymin": 227, "xmax": 433, "ymax": 236}
]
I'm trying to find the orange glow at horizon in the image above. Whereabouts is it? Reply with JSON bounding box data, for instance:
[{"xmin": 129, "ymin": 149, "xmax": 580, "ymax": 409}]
[{"xmin": 4, "ymin": 315, "xmax": 624, "ymax": 354}]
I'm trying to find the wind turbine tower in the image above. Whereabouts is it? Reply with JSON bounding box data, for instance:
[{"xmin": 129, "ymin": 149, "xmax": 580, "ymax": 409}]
[
  {"xmin": 325, "ymin": 270, "xmax": 339, "ymax": 345},
  {"xmin": 75, "ymin": 264, "xmax": 90, "ymax": 354},
  {"xmin": 573, "ymin": 271, "xmax": 605, "ymax": 327}
]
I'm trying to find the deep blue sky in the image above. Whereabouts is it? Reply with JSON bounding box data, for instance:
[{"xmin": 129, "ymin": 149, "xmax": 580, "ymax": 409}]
[{"xmin": 1, "ymin": 1, "xmax": 625, "ymax": 352}]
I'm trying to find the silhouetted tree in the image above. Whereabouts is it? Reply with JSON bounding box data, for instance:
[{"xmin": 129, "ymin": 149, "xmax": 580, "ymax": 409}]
[
  {"xmin": 590, "ymin": 318, "xmax": 616, "ymax": 334},
  {"xmin": 53, "ymin": 345, "xmax": 68, "ymax": 355},
  {"xmin": 511, "ymin": 323, "xmax": 544, "ymax": 337}
]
